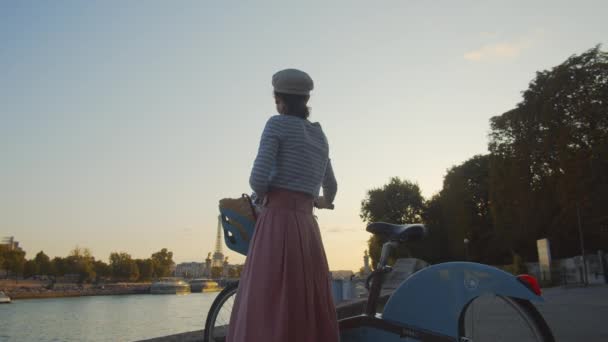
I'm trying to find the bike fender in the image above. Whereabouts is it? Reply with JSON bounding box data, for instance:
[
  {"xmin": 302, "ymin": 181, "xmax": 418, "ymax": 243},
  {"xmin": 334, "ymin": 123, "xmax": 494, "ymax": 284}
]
[{"xmin": 382, "ymin": 261, "xmax": 543, "ymax": 338}]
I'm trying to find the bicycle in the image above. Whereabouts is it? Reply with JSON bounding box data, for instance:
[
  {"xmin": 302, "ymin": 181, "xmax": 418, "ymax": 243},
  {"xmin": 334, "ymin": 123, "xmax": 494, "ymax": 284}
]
[{"xmin": 205, "ymin": 206, "xmax": 555, "ymax": 341}]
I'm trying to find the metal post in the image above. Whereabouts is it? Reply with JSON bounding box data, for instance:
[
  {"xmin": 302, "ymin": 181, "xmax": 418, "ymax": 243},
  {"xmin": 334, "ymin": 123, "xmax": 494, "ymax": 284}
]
[
  {"xmin": 365, "ymin": 241, "xmax": 397, "ymax": 316},
  {"xmin": 577, "ymin": 203, "xmax": 588, "ymax": 285}
]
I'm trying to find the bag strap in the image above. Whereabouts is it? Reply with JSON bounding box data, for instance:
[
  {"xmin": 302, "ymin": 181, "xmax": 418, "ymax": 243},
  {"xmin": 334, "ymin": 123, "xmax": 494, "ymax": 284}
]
[{"xmin": 242, "ymin": 193, "xmax": 258, "ymax": 220}]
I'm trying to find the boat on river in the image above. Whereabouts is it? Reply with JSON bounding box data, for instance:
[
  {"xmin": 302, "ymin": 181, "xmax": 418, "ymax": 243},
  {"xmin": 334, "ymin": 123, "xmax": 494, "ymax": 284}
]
[
  {"xmin": 189, "ymin": 278, "xmax": 221, "ymax": 293},
  {"xmin": 0, "ymin": 291, "xmax": 11, "ymax": 304},
  {"xmin": 150, "ymin": 278, "xmax": 190, "ymax": 295}
]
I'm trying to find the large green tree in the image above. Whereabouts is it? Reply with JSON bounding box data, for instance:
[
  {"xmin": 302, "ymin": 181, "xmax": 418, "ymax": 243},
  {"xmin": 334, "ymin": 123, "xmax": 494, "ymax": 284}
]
[
  {"xmin": 93, "ymin": 260, "xmax": 111, "ymax": 281},
  {"xmin": 65, "ymin": 247, "xmax": 96, "ymax": 283},
  {"xmin": 51, "ymin": 256, "xmax": 67, "ymax": 276},
  {"xmin": 135, "ymin": 259, "xmax": 154, "ymax": 281},
  {"xmin": 109, "ymin": 252, "xmax": 139, "ymax": 281},
  {"xmin": 23, "ymin": 260, "xmax": 38, "ymax": 278},
  {"xmin": 360, "ymin": 177, "xmax": 426, "ymax": 267},
  {"xmin": 34, "ymin": 251, "xmax": 52, "ymax": 275},
  {"xmin": 419, "ymin": 194, "xmax": 451, "ymax": 263},
  {"xmin": 438, "ymin": 155, "xmax": 503, "ymax": 263},
  {"xmin": 489, "ymin": 46, "xmax": 608, "ymax": 259},
  {"xmin": 151, "ymin": 248, "xmax": 174, "ymax": 278},
  {"xmin": 1, "ymin": 248, "xmax": 26, "ymax": 278}
]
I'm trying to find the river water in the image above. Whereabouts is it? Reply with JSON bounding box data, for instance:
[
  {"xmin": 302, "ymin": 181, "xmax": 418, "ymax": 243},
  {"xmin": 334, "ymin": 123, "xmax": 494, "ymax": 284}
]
[{"xmin": 0, "ymin": 292, "xmax": 217, "ymax": 342}]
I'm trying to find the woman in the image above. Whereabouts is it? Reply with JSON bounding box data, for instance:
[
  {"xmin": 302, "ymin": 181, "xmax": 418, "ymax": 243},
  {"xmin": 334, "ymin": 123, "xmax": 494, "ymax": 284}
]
[{"xmin": 226, "ymin": 69, "xmax": 339, "ymax": 342}]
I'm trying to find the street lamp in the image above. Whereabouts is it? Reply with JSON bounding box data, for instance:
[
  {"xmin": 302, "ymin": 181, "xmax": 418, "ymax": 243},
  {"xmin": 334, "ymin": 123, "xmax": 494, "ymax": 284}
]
[{"xmin": 463, "ymin": 238, "xmax": 470, "ymax": 261}]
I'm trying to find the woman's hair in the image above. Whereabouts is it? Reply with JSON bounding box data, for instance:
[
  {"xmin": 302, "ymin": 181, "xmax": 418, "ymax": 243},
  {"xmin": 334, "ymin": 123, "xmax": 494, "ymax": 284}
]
[{"xmin": 274, "ymin": 92, "xmax": 310, "ymax": 119}]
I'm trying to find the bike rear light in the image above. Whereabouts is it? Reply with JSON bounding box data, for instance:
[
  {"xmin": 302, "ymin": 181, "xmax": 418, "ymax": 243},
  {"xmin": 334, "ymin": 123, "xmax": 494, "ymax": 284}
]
[{"xmin": 517, "ymin": 274, "xmax": 542, "ymax": 296}]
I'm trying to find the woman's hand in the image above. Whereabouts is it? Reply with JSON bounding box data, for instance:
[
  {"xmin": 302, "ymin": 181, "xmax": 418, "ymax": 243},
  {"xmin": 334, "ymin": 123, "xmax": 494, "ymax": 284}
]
[{"xmin": 314, "ymin": 196, "xmax": 334, "ymax": 210}]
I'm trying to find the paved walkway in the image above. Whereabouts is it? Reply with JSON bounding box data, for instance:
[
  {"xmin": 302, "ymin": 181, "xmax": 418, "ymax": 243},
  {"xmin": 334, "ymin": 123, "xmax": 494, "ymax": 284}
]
[
  {"xmin": 536, "ymin": 285, "xmax": 608, "ymax": 341},
  {"xmin": 141, "ymin": 285, "xmax": 608, "ymax": 341}
]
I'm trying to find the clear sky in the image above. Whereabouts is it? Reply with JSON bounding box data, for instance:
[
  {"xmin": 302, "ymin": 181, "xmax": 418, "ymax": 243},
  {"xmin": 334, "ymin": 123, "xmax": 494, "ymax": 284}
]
[{"xmin": 2, "ymin": 1, "xmax": 607, "ymax": 271}]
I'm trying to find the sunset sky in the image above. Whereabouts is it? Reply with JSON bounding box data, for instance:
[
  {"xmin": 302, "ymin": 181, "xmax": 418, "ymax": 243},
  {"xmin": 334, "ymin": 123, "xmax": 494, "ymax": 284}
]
[{"xmin": 2, "ymin": 1, "xmax": 607, "ymax": 271}]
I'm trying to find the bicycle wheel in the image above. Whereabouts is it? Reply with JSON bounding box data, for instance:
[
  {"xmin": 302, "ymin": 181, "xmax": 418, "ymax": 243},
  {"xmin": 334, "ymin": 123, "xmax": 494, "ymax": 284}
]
[
  {"xmin": 459, "ymin": 295, "xmax": 554, "ymax": 341},
  {"xmin": 204, "ymin": 281, "xmax": 239, "ymax": 342}
]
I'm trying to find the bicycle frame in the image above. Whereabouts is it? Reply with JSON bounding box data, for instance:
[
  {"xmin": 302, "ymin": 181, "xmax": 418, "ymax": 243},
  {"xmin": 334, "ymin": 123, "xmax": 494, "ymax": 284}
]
[
  {"xmin": 219, "ymin": 208, "xmax": 548, "ymax": 341},
  {"xmin": 364, "ymin": 241, "xmax": 398, "ymax": 316}
]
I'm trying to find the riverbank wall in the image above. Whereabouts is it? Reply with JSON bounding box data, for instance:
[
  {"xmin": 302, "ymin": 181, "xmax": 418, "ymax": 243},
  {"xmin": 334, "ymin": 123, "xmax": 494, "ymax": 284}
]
[
  {"xmin": 0, "ymin": 281, "xmax": 151, "ymax": 300},
  {"xmin": 138, "ymin": 289, "xmax": 394, "ymax": 342}
]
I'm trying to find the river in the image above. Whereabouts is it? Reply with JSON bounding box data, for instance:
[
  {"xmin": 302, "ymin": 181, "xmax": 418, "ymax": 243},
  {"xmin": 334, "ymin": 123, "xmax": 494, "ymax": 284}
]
[{"xmin": 0, "ymin": 292, "xmax": 217, "ymax": 342}]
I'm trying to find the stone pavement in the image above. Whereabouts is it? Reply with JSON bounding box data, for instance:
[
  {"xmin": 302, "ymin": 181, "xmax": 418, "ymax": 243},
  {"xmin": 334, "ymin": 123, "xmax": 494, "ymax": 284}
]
[
  {"xmin": 141, "ymin": 285, "xmax": 608, "ymax": 341},
  {"xmin": 536, "ymin": 285, "xmax": 608, "ymax": 341}
]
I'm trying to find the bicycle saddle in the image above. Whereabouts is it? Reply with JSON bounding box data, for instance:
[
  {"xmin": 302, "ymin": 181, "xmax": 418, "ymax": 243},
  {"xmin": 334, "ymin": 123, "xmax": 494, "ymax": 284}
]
[{"xmin": 366, "ymin": 222, "xmax": 427, "ymax": 242}]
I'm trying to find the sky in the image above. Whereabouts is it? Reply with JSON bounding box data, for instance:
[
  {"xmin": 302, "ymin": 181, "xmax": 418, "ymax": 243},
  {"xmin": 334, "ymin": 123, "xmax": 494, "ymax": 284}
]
[{"xmin": 1, "ymin": 1, "xmax": 607, "ymax": 271}]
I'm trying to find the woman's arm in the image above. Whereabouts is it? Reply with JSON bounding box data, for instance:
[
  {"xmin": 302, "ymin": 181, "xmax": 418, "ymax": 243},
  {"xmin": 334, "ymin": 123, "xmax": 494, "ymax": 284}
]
[
  {"xmin": 249, "ymin": 117, "xmax": 281, "ymax": 199},
  {"xmin": 321, "ymin": 158, "xmax": 337, "ymax": 204}
]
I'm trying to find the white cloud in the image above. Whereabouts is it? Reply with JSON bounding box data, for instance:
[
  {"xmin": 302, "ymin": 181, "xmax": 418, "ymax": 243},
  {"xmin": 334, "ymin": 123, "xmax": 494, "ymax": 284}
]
[{"xmin": 464, "ymin": 29, "xmax": 545, "ymax": 62}]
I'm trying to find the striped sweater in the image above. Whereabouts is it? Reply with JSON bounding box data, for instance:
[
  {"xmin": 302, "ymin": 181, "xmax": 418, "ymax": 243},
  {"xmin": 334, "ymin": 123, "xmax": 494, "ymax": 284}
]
[{"xmin": 249, "ymin": 114, "xmax": 337, "ymax": 203}]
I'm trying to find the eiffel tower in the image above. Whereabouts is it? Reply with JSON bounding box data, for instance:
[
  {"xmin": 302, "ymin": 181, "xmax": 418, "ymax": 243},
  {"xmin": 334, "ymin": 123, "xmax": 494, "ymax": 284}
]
[{"xmin": 212, "ymin": 215, "xmax": 225, "ymax": 268}]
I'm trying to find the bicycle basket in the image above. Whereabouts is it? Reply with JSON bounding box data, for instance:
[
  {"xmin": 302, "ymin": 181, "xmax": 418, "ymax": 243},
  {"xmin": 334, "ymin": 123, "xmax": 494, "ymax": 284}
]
[{"xmin": 218, "ymin": 194, "xmax": 257, "ymax": 256}]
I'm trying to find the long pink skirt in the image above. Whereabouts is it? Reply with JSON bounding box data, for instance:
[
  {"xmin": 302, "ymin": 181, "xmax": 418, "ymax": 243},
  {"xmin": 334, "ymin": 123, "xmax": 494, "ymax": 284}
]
[{"xmin": 226, "ymin": 189, "xmax": 339, "ymax": 342}]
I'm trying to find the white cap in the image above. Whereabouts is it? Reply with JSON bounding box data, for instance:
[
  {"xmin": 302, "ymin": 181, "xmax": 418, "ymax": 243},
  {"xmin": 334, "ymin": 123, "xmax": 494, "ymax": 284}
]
[{"xmin": 272, "ymin": 69, "xmax": 314, "ymax": 95}]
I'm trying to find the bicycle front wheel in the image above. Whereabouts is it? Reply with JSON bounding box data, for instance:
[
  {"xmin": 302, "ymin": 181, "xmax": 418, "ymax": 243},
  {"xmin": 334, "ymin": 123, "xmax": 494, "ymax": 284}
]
[
  {"xmin": 459, "ymin": 295, "xmax": 554, "ymax": 341},
  {"xmin": 204, "ymin": 281, "xmax": 239, "ymax": 342}
]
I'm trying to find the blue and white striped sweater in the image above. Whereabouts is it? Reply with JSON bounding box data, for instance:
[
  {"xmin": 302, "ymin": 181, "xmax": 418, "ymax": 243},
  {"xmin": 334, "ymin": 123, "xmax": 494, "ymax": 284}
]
[{"xmin": 250, "ymin": 114, "xmax": 337, "ymax": 203}]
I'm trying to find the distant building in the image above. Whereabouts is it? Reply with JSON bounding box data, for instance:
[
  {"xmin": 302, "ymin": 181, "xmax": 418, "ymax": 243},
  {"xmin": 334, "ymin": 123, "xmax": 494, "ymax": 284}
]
[
  {"xmin": 223, "ymin": 263, "xmax": 244, "ymax": 279},
  {"xmin": 204, "ymin": 253, "xmax": 212, "ymax": 277},
  {"xmin": 1, "ymin": 236, "xmax": 23, "ymax": 252},
  {"xmin": 175, "ymin": 262, "xmax": 204, "ymax": 278},
  {"xmin": 199, "ymin": 216, "xmax": 244, "ymax": 279}
]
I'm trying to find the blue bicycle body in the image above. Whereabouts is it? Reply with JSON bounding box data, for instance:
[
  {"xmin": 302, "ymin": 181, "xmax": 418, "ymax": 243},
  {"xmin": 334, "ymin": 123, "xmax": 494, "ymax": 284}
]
[
  {"xmin": 340, "ymin": 262, "xmax": 543, "ymax": 341},
  {"xmin": 218, "ymin": 209, "xmax": 543, "ymax": 341}
]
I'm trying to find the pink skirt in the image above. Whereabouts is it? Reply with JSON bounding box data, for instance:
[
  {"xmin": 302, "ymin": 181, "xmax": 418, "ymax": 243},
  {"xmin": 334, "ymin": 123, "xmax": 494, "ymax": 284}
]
[{"xmin": 226, "ymin": 189, "xmax": 339, "ymax": 342}]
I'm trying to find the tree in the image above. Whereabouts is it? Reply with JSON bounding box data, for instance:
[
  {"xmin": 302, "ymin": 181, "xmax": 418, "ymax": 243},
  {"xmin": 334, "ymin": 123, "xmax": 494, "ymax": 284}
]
[
  {"xmin": 489, "ymin": 46, "xmax": 608, "ymax": 259},
  {"xmin": 93, "ymin": 260, "xmax": 111, "ymax": 281},
  {"xmin": 416, "ymin": 194, "xmax": 451, "ymax": 263},
  {"xmin": 23, "ymin": 259, "xmax": 39, "ymax": 278},
  {"xmin": 109, "ymin": 252, "xmax": 139, "ymax": 282},
  {"xmin": 66, "ymin": 247, "xmax": 96, "ymax": 283},
  {"xmin": 361, "ymin": 177, "xmax": 425, "ymax": 224},
  {"xmin": 361, "ymin": 177, "xmax": 425, "ymax": 267},
  {"xmin": 1, "ymin": 249, "xmax": 26, "ymax": 278},
  {"xmin": 437, "ymin": 155, "xmax": 504, "ymax": 263},
  {"xmin": 51, "ymin": 257, "xmax": 67, "ymax": 276},
  {"xmin": 135, "ymin": 259, "xmax": 154, "ymax": 281},
  {"xmin": 34, "ymin": 251, "xmax": 52, "ymax": 275},
  {"xmin": 151, "ymin": 248, "xmax": 174, "ymax": 278}
]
